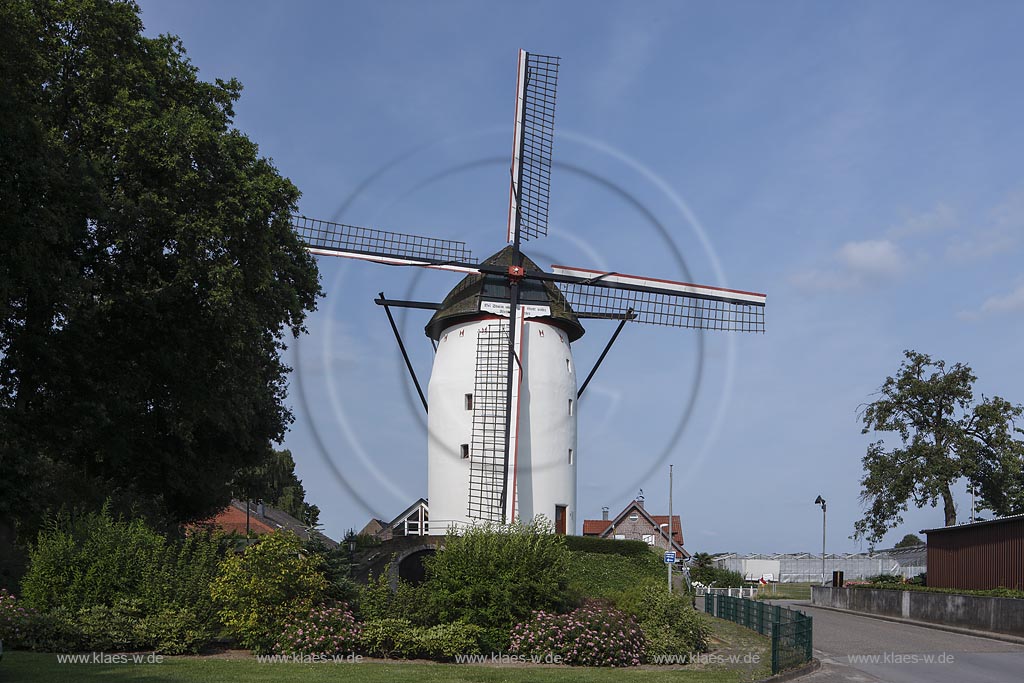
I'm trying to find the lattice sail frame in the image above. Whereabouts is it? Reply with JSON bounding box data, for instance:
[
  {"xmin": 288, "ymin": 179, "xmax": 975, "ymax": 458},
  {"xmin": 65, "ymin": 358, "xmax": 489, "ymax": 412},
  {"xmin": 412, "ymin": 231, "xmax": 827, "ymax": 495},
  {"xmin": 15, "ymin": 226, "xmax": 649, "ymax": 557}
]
[
  {"xmin": 551, "ymin": 266, "xmax": 767, "ymax": 332},
  {"xmin": 292, "ymin": 215, "xmax": 474, "ymax": 267},
  {"xmin": 507, "ymin": 51, "xmax": 559, "ymax": 244}
]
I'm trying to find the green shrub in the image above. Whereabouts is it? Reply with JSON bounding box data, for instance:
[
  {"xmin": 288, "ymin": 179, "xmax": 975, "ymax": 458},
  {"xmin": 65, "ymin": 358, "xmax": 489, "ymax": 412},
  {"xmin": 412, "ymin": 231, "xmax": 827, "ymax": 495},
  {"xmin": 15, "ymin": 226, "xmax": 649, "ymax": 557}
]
[
  {"xmin": 477, "ymin": 625, "xmax": 511, "ymax": 653},
  {"xmin": 275, "ymin": 605, "xmax": 361, "ymax": 657},
  {"xmin": 356, "ymin": 570, "xmax": 392, "ymax": 622},
  {"xmin": 357, "ymin": 569, "xmax": 436, "ymax": 626},
  {"xmin": 210, "ymin": 531, "xmax": 328, "ymax": 653},
  {"xmin": 14, "ymin": 609, "xmax": 83, "ymax": 653},
  {"xmin": 21, "ymin": 508, "xmax": 166, "ymax": 613},
  {"xmin": 138, "ymin": 607, "xmax": 212, "ymax": 655},
  {"xmin": 356, "ymin": 619, "xmax": 486, "ymax": 661},
  {"xmin": 563, "ymin": 536, "xmax": 650, "ymax": 557},
  {"xmin": 417, "ymin": 622, "xmax": 483, "ymax": 661},
  {"xmin": 77, "ymin": 600, "xmax": 147, "ymax": 651},
  {"xmin": 20, "ymin": 509, "xmax": 225, "ymax": 634},
  {"xmin": 166, "ymin": 529, "xmax": 226, "ymax": 627},
  {"xmin": 424, "ymin": 518, "xmax": 570, "ymax": 631},
  {"xmin": 15, "ymin": 511, "xmax": 224, "ymax": 653},
  {"xmin": 3, "ymin": 588, "xmax": 211, "ymax": 654},
  {"xmin": 690, "ymin": 566, "xmax": 745, "ymax": 588},
  {"xmin": 358, "ymin": 618, "xmax": 419, "ymax": 658},
  {"xmin": 866, "ymin": 574, "xmax": 904, "ymax": 585},
  {"xmin": 616, "ymin": 583, "xmax": 710, "ymax": 661},
  {"xmin": 509, "ymin": 604, "xmax": 646, "ymax": 667},
  {"xmin": 304, "ymin": 537, "xmax": 357, "ymax": 603}
]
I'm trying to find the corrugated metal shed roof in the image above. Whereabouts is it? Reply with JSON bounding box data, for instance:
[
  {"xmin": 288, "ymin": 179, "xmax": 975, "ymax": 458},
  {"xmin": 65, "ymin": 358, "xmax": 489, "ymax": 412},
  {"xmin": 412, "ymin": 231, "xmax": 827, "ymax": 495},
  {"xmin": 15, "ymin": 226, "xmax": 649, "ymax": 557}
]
[{"xmin": 921, "ymin": 513, "xmax": 1024, "ymax": 535}]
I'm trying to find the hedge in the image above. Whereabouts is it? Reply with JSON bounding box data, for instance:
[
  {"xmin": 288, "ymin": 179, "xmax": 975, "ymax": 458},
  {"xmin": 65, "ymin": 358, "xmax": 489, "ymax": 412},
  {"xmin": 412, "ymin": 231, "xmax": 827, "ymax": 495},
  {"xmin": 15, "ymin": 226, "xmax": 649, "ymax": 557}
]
[{"xmin": 564, "ymin": 535, "xmax": 650, "ymax": 557}]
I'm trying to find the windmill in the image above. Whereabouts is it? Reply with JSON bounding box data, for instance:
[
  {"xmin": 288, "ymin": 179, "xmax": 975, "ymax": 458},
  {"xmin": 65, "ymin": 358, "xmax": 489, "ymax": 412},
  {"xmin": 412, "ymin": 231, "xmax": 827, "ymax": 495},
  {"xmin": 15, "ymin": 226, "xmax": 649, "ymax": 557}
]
[{"xmin": 293, "ymin": 50, "xmax": 766, "ymax": 535}]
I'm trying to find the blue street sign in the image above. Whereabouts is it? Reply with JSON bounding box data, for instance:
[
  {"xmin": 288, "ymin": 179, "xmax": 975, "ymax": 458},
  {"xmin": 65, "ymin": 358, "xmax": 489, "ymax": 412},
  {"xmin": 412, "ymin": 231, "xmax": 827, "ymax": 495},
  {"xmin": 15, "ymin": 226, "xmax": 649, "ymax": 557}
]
[{"xmin": 664, "ymin": 551, "xmax": 676, "ymax": 564}]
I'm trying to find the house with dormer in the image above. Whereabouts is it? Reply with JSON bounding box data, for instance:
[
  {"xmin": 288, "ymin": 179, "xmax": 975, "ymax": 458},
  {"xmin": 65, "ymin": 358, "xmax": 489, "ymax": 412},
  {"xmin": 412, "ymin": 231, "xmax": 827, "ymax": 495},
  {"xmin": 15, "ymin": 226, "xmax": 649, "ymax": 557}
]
[{"xmin": 581, "ymin": 493, "xmax": 688, "ymax": 557}]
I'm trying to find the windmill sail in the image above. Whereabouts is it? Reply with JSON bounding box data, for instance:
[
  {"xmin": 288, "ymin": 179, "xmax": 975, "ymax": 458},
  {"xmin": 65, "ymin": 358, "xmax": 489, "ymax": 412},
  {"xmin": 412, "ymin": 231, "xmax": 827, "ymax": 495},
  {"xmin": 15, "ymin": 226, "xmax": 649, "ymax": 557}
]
[
  {"xmin": 507, "ymin": 50, "xmax": 560, "ymax": 244},
  {"xmin": 550, "ymin": 265, "xmax": 766, "ymax": 332},
  {"xmin": 292, "ymin": 215, "xmax": 478, "ymax": 274}
]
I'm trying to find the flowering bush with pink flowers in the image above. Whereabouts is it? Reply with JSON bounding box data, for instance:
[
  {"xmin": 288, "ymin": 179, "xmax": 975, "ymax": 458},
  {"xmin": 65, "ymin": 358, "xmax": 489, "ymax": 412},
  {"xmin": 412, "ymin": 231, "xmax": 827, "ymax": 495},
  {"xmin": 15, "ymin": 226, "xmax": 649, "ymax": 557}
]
[
  {"xmin": 0, "ymin": 589, "xmax": 39, "ymax": 646},
  {"xmin": 274, "ymin": 605, "xmax": 361, "ymax": 656},
  {"xmin": 509, "ymin": 603, "xmax": 646, "ymax": 667}
]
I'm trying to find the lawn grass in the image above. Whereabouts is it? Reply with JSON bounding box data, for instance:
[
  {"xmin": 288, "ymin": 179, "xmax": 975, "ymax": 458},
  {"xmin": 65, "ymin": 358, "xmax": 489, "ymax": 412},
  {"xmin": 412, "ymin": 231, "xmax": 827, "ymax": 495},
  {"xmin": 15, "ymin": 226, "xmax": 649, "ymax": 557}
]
[
  {"xmin": 755, "ymin": 582, "xmax": 812, "ymax": 601},
  {"xmin": 0, "ymin": 651, "xmax": 755, "ymax": 683}
]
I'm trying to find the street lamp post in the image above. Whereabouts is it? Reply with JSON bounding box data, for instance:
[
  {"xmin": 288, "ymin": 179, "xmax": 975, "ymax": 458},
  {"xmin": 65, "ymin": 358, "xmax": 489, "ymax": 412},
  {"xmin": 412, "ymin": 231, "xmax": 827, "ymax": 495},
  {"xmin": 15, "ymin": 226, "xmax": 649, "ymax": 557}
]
[{"xmin": 814, "ymin": 496, "xmax": 826, "ymax": 585}]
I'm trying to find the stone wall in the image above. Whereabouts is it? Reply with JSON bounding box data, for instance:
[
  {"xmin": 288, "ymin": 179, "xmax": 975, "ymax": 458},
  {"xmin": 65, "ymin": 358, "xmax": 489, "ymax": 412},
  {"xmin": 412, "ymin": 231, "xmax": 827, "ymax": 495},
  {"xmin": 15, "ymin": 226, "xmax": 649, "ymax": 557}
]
[{"xmin": 812, "ymin": 586, "xmax": 1024, "ymax": 637}]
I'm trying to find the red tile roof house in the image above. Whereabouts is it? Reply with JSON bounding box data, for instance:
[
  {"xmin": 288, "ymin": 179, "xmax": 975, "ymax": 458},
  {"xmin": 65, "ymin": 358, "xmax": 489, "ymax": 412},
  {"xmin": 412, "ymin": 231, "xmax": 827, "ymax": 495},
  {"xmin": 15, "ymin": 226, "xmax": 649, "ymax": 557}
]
[
  {"xmin": 196, "ymin": 499, "xmax": 339, "ymax": 549},
  {"xmin": 582, "ymin": 497, "xmax": 688, "ymax": 557}
]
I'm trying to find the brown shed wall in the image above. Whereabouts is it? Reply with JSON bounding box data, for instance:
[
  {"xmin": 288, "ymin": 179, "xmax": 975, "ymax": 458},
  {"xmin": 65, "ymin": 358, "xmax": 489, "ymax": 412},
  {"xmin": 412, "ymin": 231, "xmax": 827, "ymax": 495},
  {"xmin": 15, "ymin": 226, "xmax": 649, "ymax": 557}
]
[{"xmin": 925, "ymin": 517, "xmax": 1024, "ymax": 590}]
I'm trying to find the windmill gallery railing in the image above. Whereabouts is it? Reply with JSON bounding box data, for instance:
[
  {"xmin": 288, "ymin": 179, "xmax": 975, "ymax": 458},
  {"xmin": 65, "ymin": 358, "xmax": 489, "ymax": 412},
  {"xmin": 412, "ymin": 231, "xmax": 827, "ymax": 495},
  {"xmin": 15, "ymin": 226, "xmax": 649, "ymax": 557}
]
[{"xmin": 703, "ymin": 593, "xmax": 813, "ymax": 674}]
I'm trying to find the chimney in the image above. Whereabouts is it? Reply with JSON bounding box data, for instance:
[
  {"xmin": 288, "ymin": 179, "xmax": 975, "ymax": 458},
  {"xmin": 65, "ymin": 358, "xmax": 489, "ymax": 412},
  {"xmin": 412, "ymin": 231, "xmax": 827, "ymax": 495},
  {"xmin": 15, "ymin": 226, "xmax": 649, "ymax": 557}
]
[
  {"xmin": 636, "ymin": 489, "xmax": 645, "ymax": 509},
  {"xmin": 257, "ymin": 501, "xmax": 266, "ymax": 518},
  {"xmin": 601, "ymin": 507, "xmax": 609, "ymax": 521}
]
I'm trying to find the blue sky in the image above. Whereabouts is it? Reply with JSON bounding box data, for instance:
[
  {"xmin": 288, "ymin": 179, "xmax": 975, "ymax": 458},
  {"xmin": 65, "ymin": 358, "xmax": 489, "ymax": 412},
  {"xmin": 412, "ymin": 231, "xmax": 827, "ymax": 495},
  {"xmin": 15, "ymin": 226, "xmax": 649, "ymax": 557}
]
[{"xmin": 137, "ymin": 1, "xmax": 1024, "ymax": 553}]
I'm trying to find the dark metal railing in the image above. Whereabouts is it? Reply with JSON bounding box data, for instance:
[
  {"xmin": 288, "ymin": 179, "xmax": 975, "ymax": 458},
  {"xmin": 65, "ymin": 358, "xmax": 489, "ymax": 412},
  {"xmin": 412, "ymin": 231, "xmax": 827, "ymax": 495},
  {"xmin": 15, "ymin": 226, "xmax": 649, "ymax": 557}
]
[{"xmin": 704, "ymin": 593, "xmax": 813, "ymax": 674}]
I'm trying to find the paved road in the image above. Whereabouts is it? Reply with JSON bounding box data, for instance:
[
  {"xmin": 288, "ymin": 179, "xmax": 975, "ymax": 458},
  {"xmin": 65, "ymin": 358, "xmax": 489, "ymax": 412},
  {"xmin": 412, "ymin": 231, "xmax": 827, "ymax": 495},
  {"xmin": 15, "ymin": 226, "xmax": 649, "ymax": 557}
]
[{"xmin": 779, "ymin": 600, "xmax": 1024, "ymax": 683}]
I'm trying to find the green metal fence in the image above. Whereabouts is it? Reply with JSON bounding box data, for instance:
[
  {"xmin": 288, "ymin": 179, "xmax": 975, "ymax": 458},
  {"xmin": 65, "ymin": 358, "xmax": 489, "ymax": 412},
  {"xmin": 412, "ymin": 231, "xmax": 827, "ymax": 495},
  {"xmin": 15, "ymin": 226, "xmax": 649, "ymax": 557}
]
[{"xmin": 703, "ymin": 593, "xmax": 813, "ymax": 674}]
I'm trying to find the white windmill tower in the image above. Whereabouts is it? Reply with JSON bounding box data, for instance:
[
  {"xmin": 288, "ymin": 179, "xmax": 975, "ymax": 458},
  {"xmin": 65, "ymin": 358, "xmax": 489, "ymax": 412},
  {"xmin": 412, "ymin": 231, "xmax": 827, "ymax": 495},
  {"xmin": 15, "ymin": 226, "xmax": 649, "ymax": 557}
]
[{"xmin": 294, "ymin": 50, "xmax": 766, "ymax": 535}]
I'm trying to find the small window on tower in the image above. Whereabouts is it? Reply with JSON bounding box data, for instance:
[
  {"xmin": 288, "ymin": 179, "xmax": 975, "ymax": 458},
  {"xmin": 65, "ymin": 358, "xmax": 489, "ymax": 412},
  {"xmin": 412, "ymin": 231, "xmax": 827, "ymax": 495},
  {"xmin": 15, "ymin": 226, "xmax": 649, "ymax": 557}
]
[
  {"xmin": 568, "ymin": 398, "xmax": 573, "ymax": 416},
  {"xmin": 568, "ymin": 448, "xmax": 574, "ymax": 465},
  {"xmin": 565, "ymin": 359, "xmax": 571, "ymax": 373},
  {"xmin": 465, "ymin": 393, "xmax": 473, "ymax": 410},
  {"xmin": 460, "ymin": 444, "xmax": 470, "ymax": 459}
]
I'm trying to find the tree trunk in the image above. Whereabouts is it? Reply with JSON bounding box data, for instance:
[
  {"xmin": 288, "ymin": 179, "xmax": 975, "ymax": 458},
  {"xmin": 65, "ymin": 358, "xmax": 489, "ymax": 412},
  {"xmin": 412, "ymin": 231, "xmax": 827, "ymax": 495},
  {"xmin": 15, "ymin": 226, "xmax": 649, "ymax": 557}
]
[{"xmin": 941, "ymin": 485, "xmax": 957, "ymax": 527}]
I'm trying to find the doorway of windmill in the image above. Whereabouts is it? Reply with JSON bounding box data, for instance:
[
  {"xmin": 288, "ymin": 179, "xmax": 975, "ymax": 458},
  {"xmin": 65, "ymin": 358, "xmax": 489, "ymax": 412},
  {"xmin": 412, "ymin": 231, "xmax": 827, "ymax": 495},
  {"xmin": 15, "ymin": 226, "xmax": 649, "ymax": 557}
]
[{"xmin": 397, "ymin": 547, "xmax": 435, "ymax": 585}]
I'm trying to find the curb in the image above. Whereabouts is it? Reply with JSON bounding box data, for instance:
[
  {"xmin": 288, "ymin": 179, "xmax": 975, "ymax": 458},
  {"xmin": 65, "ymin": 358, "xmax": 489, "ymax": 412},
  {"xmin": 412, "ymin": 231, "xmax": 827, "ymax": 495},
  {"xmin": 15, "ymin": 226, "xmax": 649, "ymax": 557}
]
[
  {"xmin": 754, "ymin": 658, "xmax": 821, "ymax": 683},
  {"xmin": 796, "ymin": 602, "xmax": 1024, "ymax": 646}
]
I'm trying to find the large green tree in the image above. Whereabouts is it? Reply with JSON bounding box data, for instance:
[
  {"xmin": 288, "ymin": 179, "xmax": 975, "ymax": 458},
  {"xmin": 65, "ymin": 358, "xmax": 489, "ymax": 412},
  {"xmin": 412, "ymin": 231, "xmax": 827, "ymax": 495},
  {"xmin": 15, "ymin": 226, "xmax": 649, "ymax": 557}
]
[
  {"xmin": 893, "ymin": 533, "xmax": 922, "ymax": 549},
  {"xmin": 232, "ymin": 448, "xmax": 321, "ymax": 527},
  {"xmin": 854, "ymin": 350, "xmax": 1024, "ymax": 543},
  {"xmin": 0, "ymin": 0, "xmax": 321, "ymax": 535}
]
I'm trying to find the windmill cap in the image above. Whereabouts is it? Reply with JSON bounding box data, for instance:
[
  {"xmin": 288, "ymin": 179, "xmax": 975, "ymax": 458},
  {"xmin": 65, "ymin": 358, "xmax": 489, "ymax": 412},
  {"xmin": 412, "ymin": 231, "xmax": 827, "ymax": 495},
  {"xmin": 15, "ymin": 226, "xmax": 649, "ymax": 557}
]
[{"xmin": 425, "ymin": 245, "xmax": 586, "ymax": 342}]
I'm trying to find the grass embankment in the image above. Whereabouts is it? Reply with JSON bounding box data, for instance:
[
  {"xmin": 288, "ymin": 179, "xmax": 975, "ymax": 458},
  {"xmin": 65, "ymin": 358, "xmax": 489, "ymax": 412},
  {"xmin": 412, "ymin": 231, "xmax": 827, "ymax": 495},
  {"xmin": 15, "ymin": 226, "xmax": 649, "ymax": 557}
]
[{"xmin": 565, "ymin": 549, "xmax": 665, "ymax": 599}]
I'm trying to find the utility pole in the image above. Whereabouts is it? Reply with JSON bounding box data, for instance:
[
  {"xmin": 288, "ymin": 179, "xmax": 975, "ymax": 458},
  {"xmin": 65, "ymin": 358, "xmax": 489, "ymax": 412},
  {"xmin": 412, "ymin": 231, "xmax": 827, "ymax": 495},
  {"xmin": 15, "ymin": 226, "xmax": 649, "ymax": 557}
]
[
  {"xmin": 814, "ymin": 495, "xmax": 826, "ymax": 585},
  {"xmin": 668, "ymin": 464, "xmax": 674, "ymax": 593}
]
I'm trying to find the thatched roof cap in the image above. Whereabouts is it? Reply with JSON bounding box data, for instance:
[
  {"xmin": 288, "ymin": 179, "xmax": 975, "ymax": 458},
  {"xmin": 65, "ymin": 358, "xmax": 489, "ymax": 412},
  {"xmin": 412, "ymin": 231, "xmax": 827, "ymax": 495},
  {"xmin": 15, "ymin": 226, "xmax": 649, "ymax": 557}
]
[{"xmin": 425, "ymin": 246, "xmax": 585, "ymax": 342}]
